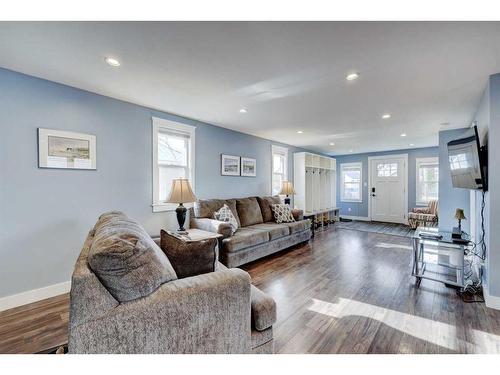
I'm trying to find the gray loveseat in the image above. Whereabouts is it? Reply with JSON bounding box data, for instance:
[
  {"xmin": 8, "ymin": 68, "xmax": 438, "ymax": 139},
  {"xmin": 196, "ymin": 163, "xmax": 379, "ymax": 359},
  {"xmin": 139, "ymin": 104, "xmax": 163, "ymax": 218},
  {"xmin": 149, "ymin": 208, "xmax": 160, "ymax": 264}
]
[
  {"xmin": 68, "ymin": 212, "xmax": 276, "ymax": 354},
  {"xmin": 190, "ymin": 196, "xmax": 311, "ymax": 267}
]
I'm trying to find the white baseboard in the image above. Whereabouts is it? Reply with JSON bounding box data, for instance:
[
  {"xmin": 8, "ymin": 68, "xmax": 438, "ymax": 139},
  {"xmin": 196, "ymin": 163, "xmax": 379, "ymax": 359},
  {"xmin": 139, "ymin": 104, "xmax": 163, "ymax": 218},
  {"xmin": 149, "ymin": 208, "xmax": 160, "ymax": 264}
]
[
  {"xmin": 483, "ymin": 284, "xmax": 500, "ymax": 311},
  {"xmin": 340, "ymin": 215, "xmax": 371, "ymax": 222},
  {"xmin": 0, "ymin": 281, "xmax": 71, "ymax": 312}
]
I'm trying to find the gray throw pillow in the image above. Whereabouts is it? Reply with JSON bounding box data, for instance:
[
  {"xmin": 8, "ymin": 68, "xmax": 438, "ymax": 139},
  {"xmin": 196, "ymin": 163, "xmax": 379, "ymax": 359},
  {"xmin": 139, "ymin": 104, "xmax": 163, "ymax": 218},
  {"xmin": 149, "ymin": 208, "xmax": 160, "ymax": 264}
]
[{"xmin": 88, "ymin": 212, "xmax": 177, "ymax": 302}]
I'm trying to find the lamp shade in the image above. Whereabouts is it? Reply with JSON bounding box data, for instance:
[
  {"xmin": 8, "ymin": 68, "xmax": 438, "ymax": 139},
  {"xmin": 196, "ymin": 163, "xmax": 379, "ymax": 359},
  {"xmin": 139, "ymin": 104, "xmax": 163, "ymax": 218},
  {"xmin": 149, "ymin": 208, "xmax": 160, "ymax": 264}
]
[
  {"xmin": 279, "ymin": 181, "xmax": 296, "ymax": 196},
  {"xmin": 167, "ymin": 178, "xmax": 196, "ymax": 204},
  {"xmin": 454, "ymin": 208, "xmax": 466, "ymax": 220}
]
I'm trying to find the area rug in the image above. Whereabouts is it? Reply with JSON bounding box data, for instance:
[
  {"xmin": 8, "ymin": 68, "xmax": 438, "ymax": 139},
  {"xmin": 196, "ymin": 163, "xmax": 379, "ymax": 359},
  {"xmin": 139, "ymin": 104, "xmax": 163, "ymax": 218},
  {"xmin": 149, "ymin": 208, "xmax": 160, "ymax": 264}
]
[{"xmin": 336, "ymin": 220, "xmax": 415, "ymax": 238}]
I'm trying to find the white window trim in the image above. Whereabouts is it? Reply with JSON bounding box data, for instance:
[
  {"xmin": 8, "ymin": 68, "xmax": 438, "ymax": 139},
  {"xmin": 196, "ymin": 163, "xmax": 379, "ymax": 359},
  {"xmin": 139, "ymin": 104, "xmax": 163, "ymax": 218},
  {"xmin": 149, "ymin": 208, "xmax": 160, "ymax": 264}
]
[
  {"xmin": 340, "ymin": 162, "xmax": 363, "ymax": 203},
  {"xmin": 152, "ymin": 117, "xmax": 196, "ymax": 212},
  {"xmin": 415, "ymin": 156, "xmax": 439, "ymax": 206},
  {"xmin": 271, "ymin": 145, "xmax": 288, "ymax": 195}
]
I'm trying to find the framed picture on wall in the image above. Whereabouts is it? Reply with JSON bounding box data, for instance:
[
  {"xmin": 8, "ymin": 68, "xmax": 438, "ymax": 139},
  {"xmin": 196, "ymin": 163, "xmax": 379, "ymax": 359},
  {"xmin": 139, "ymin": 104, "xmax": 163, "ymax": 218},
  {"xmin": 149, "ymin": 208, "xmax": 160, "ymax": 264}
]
[
  {"xmin": 221, "ymin": 154, "xmax": 240, "ymax": 176},
  {"xmin": 38, "ymin": 128, "xmax": 96, "ymax": 170},
  {"xmin": 241, "ymin": 157, "xmax": 257, "ymax": 177}
]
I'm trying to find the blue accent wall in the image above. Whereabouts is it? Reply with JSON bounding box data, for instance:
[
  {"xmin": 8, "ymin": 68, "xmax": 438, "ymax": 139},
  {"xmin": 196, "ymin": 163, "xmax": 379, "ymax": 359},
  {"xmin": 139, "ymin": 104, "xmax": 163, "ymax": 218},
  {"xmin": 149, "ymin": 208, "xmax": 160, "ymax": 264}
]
[
  {"xmin": 437, "ymin": 128, "xmax": 471, "ymax": 234},
  {"xmin": 333, "ymin": 147, "xmax": 439, "ymax": 218},
  {"xmin": 0, "ymin": 68, "xmax": 309, "ymax": 299}
]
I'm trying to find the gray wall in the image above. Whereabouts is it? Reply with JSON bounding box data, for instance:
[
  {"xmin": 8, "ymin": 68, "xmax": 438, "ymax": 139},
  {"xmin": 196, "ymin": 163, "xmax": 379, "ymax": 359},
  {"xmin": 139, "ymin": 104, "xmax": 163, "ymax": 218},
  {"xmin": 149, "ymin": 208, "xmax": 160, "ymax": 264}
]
[
  {"xmin": 487, "ymin": 73, "xmax": 500, "ymax": 297},
  {"xmin": 472, "ymin": 83, "xmax": 491, "ymax": 293},
  {"xmin": 0, "ymin": 68, "xmax": 309, "ymax": 298},
  {"xmin": 333, "ymin": 147, "xmax": 439, "ymax": 218},
  {"xmin": 438, "ymin": 128, "xmax": 471, "ymax": 234},
  {"xmin": 472, "ymin": 73, "xmax": 500, "ymax": 299}
]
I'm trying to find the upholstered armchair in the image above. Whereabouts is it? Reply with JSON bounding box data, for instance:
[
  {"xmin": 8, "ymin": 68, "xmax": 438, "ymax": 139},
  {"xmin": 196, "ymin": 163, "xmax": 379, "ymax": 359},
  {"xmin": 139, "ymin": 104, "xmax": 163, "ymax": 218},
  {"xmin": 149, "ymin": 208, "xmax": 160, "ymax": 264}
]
[{"xmin": 408, "ymin": 200, "xmax": 438, "ymax": 229}]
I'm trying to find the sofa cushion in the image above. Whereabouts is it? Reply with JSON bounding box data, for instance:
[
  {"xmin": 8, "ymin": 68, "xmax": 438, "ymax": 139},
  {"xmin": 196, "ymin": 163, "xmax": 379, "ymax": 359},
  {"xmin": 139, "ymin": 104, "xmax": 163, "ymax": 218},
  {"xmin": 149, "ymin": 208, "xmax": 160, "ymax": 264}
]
[
  {"xmin": 194, "ymin": 199, "xmax": 241, "ymax": 227},
  {"xmin": 88, "ymin": 212, "xmax": 177, "ymax": 302},
  {"xmin": 251, "ymin": 285, "xmax": 277, "ymax": 331},
  {"xmin": 236, "ymin": 197, "xmax": 264, "ymax": 227},
  {"xmin": 222, "ymin": 228, "xmax": 269, "ymax": 253},
  {"xmin": 282, "ymin": 219, "xmax": 310, "ymax": 234},
  {"xmin": 257, "ymin": 196, "xmax": 281, "ymax": 222},
  {"xmin": 160, "ymin": 230, "xmax": 218, "ymax": 278},
  {"xmin": 246, "ymin": 223, "xmax": 290, "ymax": 241}
]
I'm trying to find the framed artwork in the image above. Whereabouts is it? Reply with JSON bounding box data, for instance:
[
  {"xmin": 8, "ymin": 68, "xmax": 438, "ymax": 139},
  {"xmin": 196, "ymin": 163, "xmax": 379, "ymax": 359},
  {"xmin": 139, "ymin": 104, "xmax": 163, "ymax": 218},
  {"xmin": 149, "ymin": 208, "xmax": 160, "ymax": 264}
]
[
  {"xmin": 221, "ymin": 154, "xmax": 240, "ymax": 176},
  {"xmin": 241, "ymin": 157, "xmax": 257, "ymax": 177},
  {"xmin": 38, "ymin": 128, "xmax": 96, "ymax": 170}
]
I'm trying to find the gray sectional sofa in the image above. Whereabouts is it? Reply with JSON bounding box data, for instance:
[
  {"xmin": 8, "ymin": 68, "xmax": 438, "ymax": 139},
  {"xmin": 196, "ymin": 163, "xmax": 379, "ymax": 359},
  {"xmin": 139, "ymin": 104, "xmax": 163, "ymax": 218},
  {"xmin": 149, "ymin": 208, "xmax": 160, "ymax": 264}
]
[
  {"xmin": 69, "ymin": 212, "xmax": 276, "ymax": 354},
  {"xmin": 190, "ymin": 196, "xmax": 311, "ymax": 267}
]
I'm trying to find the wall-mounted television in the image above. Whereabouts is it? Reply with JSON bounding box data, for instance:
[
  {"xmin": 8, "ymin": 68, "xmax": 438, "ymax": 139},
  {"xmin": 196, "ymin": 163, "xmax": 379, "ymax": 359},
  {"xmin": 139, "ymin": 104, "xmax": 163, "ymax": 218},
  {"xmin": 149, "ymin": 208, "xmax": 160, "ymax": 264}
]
[{"xmin": 447, "ymin": 125, "xmax": 487, "ymax": 191}]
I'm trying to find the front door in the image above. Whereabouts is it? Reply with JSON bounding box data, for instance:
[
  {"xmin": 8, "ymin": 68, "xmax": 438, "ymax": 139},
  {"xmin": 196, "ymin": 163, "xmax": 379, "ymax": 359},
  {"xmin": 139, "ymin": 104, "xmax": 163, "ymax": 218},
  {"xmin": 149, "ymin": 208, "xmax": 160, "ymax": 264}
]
[{"xmin": 369, "ymin": 156, "xmax": 407, "ymax": 224}]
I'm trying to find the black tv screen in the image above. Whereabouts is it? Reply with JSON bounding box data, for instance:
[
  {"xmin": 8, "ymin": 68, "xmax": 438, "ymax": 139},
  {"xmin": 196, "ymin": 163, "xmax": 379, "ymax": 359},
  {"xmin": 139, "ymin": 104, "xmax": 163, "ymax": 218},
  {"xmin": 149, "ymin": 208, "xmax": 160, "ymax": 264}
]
[{"xmin": 447, "ymin": 125, "xmax": 486, "ymax": 190}]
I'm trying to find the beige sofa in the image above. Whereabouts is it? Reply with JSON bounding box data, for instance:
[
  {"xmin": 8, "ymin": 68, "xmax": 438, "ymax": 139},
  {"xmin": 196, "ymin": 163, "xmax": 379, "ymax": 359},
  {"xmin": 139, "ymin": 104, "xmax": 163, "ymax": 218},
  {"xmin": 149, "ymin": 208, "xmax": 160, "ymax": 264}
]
[
  {"xmin": 190, "ymin": 196, "xmax": 311, "ymax": 267},
  {"xmin": 68, "ymin": 212, "xmax": 276, "ymax": 354}
]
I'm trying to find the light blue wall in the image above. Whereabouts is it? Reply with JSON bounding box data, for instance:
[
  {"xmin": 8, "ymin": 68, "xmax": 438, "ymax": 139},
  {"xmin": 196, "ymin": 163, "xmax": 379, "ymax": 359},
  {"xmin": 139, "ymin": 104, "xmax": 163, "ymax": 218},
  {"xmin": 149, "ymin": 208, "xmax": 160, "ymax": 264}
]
[
  {"xmin": 0, "ymin": 68, "xmax": 309, "ymax": 298},
  {"xmin": 438, "ymin": 128, "xmax": 471, "ymax": 234},
  {"xmin": 332, "ymin": 147, "xmax": 439, "ymax": 218},
  {"xmin": 473, "ymin": 73, "xmax": 500, "ymax": 299},
  {"xmin": 472, "ymin": 83, "xmax": 490, "ymax": 293}
]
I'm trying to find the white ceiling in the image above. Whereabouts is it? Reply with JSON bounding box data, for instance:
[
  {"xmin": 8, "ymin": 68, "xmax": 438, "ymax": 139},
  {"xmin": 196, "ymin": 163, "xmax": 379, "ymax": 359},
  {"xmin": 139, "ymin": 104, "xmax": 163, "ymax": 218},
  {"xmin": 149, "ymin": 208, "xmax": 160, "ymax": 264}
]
[{"xmin": 1, "ymin": 22, "xmax": 500, "ymax": 155}]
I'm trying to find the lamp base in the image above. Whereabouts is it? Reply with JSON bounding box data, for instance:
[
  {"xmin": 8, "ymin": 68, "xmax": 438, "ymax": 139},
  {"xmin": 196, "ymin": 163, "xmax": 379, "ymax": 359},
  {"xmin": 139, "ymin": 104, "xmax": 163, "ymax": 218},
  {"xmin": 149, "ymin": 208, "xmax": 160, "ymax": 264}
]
[
  {"xmin": 175, "ymin": 203, "xmax": 187, "ymax": 232},
  {"xmin": 284, "ymin": 196, "xmax": 291, "ymax": 206},
  {"xmin": 452, "ymin": 226, "xmax": 462, "ymax": 239}
]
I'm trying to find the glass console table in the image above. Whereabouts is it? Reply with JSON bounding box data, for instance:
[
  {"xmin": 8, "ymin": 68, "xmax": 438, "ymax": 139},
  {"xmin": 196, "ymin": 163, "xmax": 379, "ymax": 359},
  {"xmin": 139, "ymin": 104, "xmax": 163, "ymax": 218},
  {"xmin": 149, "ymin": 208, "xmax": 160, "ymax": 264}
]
[{"xmin": 412, "ymin": 227, "xmax": 471, "ymax": 289}]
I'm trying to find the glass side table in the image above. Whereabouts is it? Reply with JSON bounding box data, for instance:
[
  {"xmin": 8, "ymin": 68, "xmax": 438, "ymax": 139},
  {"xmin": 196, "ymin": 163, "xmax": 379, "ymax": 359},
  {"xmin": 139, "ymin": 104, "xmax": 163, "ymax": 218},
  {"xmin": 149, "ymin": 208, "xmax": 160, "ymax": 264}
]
[{"xmin": 412, "ymin": 227, "xmax": 471, "ymax": 289}]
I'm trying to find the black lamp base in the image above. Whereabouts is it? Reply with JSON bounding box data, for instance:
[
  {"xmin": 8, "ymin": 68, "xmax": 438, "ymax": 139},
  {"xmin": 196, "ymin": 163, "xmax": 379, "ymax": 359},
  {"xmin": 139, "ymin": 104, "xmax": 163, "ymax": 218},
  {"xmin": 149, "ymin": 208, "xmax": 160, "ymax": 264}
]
[
  {"xmin": 284, "ymin": 196, "xmax": 291, "ymax": 206},
  {"xmin": 175, "ymin": 203, "xmax": 187, "ymax": 233}
]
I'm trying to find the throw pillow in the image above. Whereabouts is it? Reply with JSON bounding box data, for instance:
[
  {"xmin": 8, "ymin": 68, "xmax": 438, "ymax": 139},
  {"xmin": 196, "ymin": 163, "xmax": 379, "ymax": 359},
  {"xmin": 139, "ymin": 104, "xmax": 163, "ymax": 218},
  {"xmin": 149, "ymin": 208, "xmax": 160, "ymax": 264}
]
[
  {"xmin": 271, "ymin": 204, "xmax": 296, "ymax": 223},
  {"xmin": 213, "ymin": 204, "xmax": 238, "ymax": 234},
  {"xmin": 160, "ymin": 230, "xmax": 218, "ymax": 278}
]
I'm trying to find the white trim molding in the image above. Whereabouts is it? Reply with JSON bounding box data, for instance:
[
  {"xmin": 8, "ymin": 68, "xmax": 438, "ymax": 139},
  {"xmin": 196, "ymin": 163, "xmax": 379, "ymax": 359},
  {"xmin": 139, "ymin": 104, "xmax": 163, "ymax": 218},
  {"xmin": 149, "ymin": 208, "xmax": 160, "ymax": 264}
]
[
  {"xmin": 415, "ymin": 156, "xmax": 439, "ymax": 206},
  {"xmin": 152, "ymin": 117, "xmax": 196, "ymax": 213},
  {"xmin": 0, "ymin": 281, "xmax": 71, "ymax": 312},
  {"xmin": 271, "ymin": 144, "xmax": 289, "ymax": 196},
  {"xmin": 340, "ymin": 162, "xmax": 363, "ymax": 203}
]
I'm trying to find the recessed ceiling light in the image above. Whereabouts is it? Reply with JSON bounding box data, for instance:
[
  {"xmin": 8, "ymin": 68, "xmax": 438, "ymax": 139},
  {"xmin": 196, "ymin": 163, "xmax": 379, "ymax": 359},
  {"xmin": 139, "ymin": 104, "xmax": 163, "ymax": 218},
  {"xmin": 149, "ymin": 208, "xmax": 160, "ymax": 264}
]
[
  {"xmin": 382, "ymin": 114, "xmax": 391, "ymax": 119},
  {"xmin": 329, "ymin": 142, "xmax": 335, "ymax": 146},
  {"xmin": 239, "ymin": 108, "xmax": 247, "ymax": 113},
  {"xmin": 105, "ymin": 57, "xmax": 120, "ymax": 67},
  {"xmin": 346, "ymin": 73, "xmax": 359, "ymax": 81},
  {"xmin": 401, "ymin": 133, "xmax": 407, "ymax": 137},
  {"xmin": 297, "ymin": 130, "xmax": 303, "ymax": 134}
]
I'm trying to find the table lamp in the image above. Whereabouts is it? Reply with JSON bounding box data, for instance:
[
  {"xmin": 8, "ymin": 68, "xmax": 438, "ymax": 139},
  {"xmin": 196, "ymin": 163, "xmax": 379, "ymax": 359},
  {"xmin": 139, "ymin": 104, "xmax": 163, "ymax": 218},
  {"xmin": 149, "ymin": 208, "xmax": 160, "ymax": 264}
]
[
  {"xmin": 279, "ymin": 181, "xmax": 296, "ymax": 206},
  {"xmin": 452, "ymin": 208, "xmax": 466, "ymax": 239},
  {"xmin": 167, "ymin": 178, "xmax": 196, "ymax": 234}
]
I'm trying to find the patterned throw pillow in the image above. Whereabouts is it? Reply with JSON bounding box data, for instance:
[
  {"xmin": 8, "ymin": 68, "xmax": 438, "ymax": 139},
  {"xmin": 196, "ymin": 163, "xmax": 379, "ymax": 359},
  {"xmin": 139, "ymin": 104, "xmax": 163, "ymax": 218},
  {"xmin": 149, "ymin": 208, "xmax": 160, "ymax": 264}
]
[
  {"xmin": 271, "ymin": 204, "xmax": 295, "ymax": 223},
  {"xmin": 213, "ymin": 204, "xmax": 238, "ymax": 234}
]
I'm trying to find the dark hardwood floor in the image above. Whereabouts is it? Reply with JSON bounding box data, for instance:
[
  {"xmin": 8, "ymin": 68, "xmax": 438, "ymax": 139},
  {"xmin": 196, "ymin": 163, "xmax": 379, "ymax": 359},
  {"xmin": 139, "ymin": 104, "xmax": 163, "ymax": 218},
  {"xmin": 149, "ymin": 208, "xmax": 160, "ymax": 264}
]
[{"xmin": 1, "ymin": 226, "xmax": 500, "ymax": 353}]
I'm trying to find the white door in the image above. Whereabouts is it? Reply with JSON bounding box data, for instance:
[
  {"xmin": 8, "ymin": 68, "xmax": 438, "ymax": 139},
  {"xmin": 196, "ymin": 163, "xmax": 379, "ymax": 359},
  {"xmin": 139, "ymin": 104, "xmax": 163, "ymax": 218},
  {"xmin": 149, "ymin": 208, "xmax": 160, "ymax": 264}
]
[{"xmin": 369, "ymin": 156, "xmax": 407, "ymax": 224}]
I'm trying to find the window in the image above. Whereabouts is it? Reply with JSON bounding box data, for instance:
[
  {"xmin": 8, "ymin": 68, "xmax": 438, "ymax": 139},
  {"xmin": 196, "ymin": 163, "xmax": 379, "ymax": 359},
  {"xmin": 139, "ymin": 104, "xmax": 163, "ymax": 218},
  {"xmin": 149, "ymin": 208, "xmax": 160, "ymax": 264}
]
[
  {"xmin": 416, "ymin": 157, "xmax": 439, "ymax": 205},
  {"xmin": 340, "ymin": 162, "xmax": 362, "ymax": 202},
  {"xmin": 152, "ymin": 117, "xmax": 195, "ymax": 212},
  {"xmin": 377, "ymin": 162, "xmax": 398, "ymax": 177},
  {"xmin": 271, "ymin": 145, "xmax": 288, "ymax": 195}
]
